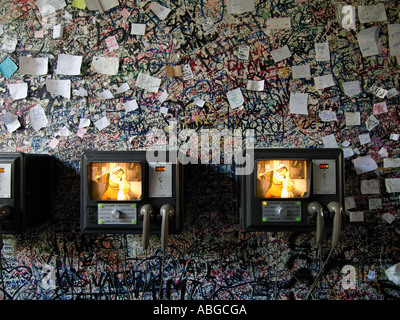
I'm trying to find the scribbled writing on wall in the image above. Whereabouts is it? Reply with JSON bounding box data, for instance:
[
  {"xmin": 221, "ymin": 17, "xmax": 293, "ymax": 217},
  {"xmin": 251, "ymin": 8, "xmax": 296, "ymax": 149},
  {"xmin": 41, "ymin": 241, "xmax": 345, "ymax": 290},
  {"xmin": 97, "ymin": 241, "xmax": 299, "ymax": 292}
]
[{"xmin": 0, "ymin": 0, "xmax": 399, "ymax": 300}]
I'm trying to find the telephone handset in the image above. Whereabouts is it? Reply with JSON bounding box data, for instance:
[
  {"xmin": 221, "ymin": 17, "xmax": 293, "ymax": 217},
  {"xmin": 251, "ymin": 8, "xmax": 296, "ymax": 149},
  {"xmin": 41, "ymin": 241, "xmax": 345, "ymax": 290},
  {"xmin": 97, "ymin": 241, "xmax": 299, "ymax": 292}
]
[
  {"xmin": 140, "ymin": 204, "xmax": 154, "ymax": 251},
  {"xmin": 160, "ymin": 204, "xmax": 175, "ymax": 251},
  {"xmin": 327, "ymin": 201, "xmax": 342, "ymax": 247},
  {"xmin": 307, "ymin": 202, "xmax": 324, "ymax": 245}
]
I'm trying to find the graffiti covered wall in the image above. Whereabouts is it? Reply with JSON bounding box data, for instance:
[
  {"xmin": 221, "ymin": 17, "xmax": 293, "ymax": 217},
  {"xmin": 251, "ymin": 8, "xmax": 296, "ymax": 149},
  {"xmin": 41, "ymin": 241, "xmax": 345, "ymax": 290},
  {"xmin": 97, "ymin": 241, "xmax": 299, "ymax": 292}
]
[{"xmin": 0, "ymin": 0, "xmax": 399, "ymax": 300}]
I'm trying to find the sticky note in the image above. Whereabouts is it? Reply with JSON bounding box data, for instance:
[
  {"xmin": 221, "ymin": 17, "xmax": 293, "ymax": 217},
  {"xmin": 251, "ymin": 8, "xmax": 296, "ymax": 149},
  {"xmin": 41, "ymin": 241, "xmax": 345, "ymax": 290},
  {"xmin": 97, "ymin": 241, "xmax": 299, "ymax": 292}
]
[
  {"xmin": 0, "ymin": 57, "xmax": 18, "ymax": 79},
  {"xmin": 72, "ymin": 0, "xmax": 86, "ymax": 9}
]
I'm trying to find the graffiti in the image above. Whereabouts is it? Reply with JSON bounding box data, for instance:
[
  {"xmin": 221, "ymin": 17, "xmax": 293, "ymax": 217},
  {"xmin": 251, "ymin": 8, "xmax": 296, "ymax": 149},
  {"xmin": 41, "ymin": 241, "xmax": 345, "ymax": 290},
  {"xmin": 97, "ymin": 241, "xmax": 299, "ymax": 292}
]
[{"xmin": 0, "ymin": 0, "xmax": 400, "ymax": 301}]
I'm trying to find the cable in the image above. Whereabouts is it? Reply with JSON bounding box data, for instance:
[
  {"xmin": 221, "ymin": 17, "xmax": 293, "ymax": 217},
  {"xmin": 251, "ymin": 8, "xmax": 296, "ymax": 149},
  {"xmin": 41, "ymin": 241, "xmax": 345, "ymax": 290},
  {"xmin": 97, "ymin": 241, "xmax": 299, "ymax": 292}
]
[
  {"xmin": 0, "ymin": 224, "xmax": 5, "ymax": 300},
  {"xmin": 305, "ymin": 247, "xmax": 334, "ymax": 300},
  {"xmin": 158, "ymin": 250, "xmax": 166, "ymax": 299}
]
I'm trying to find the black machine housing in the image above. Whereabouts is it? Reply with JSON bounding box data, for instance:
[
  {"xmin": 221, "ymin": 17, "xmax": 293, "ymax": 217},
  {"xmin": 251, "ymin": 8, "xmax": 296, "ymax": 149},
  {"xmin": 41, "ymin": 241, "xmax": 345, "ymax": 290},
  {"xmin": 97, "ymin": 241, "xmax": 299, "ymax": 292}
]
[
  {"xmin": 80, "ymin": 150, "xmax": 184, "ymax": 234},
  {"xmin": 0, "ymin": 152, "xmax": 53, "ymax": 233},
  {"xmin": 238, "ymin": 148, "xmax": 344, "ymax": 231}
]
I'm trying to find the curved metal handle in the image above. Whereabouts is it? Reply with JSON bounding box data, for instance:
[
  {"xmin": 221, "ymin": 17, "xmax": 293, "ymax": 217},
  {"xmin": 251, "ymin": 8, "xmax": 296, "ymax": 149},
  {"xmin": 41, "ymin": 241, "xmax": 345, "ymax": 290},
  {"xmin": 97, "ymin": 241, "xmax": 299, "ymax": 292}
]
[
  {"xmin": 140, "ymin": 204, "xmax": 153, "ymax": 251},
  {"xmin": 160, "ymin": 204, "xmax": 174, "ymax": 251},
  {"xmin": 307, "ymin": 202, "xmax": 324, "ymax": 245},
  {"xmin": 328, "ymin": 201, "xmax": 342, "ymax": 247}
]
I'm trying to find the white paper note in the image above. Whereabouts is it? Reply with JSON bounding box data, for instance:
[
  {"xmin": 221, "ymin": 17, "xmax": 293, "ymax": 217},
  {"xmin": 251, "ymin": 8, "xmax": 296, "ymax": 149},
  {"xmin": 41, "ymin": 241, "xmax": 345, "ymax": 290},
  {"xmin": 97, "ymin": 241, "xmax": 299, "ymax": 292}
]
[
  {"xmin": 292, "ymin": 64, "xmax": 311, "ymax": 79},
  {"xmin": 36, "ymin": 0, "xmax": 66, "ymax": 15},
  {"xmin": 343, "ymin": 80, "xmax": 361, "ymax": 97},
  {"xmin": 19, "ymin": 56, "xmax": 48, "ymax": 75},
  {"xmin": 270, "ymin": 45, "xmax": 291, "ymax": 63},
  {"xmin": 91, "ymin": 57, "xmax": 119, "ymax": 75},
  {"xmin": 365, "ymin": 115, "xmax": 379, "ymax": 131},
  {"xmin": 358, "ymin": 27, "xmax": 381, "ymax": 57},
  {"xmin": 385, "ymin": 178, "xmax": 400, "ymax": 193},
  {"xmin": 0, "ymin": 112, "xmax": 21, "ymax": 133},
  {"xmin": 46, "ymin": 79, "xmax": 71, "ymax": 99},
  {"xmin": 358, "ymin": 4, "xmax": 387, "ymax": 23},
  {"xmin": 124, "ymin": 99, "xmax": 139, "ymax": 112},
  {"xmin": 361, "ymin": 179, "xmax": 380, "ymax": 194},
  {"xmin": 136, "ymin": 72, "xmax": 161, "ymax": 93},
  {"xmin": 266, "ymin": 17, "xmax": 291, "ymax": 30},
  {"xmin": 388, "ymin": 24, "xmax": 400, "ymax": 55},
  {"xmin": 29, "ymin": 104, "xmax": 48, "ymax": 131},
  {"xmin": 226, "ymin": 0, "xmax": 255, "ymax": 15},
  {"xmin": 246, "ymin": 79, "xmax": 264, "ymax": 91},
  {"xmin": 315, "ymin": 42, "xmax": 330, "ymax": 61},
  {"xmin": 322, "ymin": 134, "xmax": 339, "ymax": 148},
  {"xmin": 345, "ymin": 112, "xmax": 360, "ymax": 126},
  {"xmin": 384, "ymin": 158, "xmax": 400, "ymax": 168},
  {"xmin": 94, "ymin": 116, "xmax": 110, "ymax": 131},
  {"xmin": 56, "ymin": 54, "xmax": 82, "ymax": 75},
  {"xmin": 149, "ymin": 3, "xmax": 171, "ymax": 20},
  {"xmin": 359, "ymin": 133, "xmax": 371, "ymax": 145},
  {"xmin": 226, "ymin": 88, "xmax": 244, "ymax": 109},
  {"xmin": 131, "ymin": 23, "xmax": 146, "ymax": 35},
  {"xmin": 7, "ymin": 83, "xmax": 28, "ymax": 100},
  {"xmin": 314, "ymin": 74, "xmax": 335, "ymax": 90},
  {"xmin": 352, "ymin": 155, "xmax": 378, "ymax": 175},
  {"xmin": 319, "ymin": 110, "xmax": 337, "ymax": 122},
  {"xmin": 289, "ymin": 92, "xmax": 308, "ymax": 115}
]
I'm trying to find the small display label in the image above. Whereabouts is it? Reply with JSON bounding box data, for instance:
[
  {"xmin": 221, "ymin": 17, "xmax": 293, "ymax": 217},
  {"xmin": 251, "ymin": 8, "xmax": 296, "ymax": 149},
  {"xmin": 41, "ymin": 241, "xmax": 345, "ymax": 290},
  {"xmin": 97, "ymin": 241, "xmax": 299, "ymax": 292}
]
[
  {"xmin": 262, "ymin": 201, "xmax": 302, "ymax": 222},
  {"xmin": 0, "ymin": 163, "xmax": 12, "ymax": 198}
]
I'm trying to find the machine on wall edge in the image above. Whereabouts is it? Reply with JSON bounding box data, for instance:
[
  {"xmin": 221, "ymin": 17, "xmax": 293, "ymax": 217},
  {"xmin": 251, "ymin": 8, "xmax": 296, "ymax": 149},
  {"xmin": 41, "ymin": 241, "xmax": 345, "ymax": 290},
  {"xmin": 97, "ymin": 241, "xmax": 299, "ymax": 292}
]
[
  {"xmin": 80, "ymin": 150, "xmax": 184, "ymax": 248},
  {"xmin": 237, "ymin": 148, "xmax": 345, "ymax": 245},
  {"xmin": 0, "ymin": 152, "xmax": 53, "ymax": 234}
]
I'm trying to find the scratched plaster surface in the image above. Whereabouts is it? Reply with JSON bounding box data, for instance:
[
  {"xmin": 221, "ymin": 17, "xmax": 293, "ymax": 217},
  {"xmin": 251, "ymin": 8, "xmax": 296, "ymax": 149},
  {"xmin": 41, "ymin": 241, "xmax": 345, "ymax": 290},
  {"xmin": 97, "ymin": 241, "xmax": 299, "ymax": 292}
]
[{"xmin": 0, "ymin": 0, "xmax": 399, "ymax": 300}]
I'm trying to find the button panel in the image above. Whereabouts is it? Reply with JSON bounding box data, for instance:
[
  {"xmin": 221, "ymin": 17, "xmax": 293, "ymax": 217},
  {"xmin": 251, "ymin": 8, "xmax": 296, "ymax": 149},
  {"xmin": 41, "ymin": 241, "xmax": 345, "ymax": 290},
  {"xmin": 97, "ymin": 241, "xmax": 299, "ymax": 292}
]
[
  {"xmin": 262, "ymin": 201, "xmax": 302, "ymax": 222},
  {"xmin": 97, "ymin": 203, "xmax": 137, "ymax": 224}
]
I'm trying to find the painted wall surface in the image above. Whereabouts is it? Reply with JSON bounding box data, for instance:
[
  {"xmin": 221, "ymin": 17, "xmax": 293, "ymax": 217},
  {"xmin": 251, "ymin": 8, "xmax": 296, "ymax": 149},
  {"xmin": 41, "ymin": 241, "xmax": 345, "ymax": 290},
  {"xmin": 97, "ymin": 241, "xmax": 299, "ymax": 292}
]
[{"xmin": 0, "ymin": 0, "xmax": 399, "ymax": 300}]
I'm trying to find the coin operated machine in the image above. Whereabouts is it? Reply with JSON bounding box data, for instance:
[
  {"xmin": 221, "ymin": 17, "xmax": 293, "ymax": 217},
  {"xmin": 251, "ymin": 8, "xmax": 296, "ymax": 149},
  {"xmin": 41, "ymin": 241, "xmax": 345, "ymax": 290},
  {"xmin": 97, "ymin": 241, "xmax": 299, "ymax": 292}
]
[
  {"xmin": 80, "ymin": 150, "xmax": 184, "ymax": 250},
  {"xmin": 0, "ymin": 152, "xmax": 53, "ymax": 234},
  {"xmin": 237, "ymin": 148, "xmax": 345, "ymax": 245}
]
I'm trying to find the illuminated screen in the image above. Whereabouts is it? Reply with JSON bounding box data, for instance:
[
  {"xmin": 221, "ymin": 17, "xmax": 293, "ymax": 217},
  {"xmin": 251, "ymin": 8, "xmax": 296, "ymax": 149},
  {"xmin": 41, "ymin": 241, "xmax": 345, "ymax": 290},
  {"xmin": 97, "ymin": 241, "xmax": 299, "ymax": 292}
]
[
  {"xmin": 256, "ymin": 160, "xmax": 310, "ymax": 198},
  {"xmin": 88, "ymin": 162, "xmax": 142, "ymax": 201}
]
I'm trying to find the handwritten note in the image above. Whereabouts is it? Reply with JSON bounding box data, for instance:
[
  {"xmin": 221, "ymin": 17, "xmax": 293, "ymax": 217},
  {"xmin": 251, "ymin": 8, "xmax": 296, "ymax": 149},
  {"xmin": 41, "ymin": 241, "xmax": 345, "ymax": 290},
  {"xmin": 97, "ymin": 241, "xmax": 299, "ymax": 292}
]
[
  {"xmin": 292, "ymin": 64, "xmax": 311, "ymax": 79},
  {"xmin": 136, "ymin": 72, "xmax": 161, "ymax": 93},
  {"xmin": 149, "ymin": 3, "xmax": 171, "ymax": 20},
  {"xmin": 358, "ymin": 27, "xmax": 381, "ymax": 57},
  {"xmin": 314, "ymin": 74, "xmax": 335, "ymax": 90},
  {"xmin": 270, "ymin": 45, "xmax": 291, "ymax": 63},
  {"xmin": 91, "ymin": 57, "xmax": 119, "ymax": 75},
  {"xmin": 315, "ymin": 42, "xmax": 330, "ymax": 61},
  {"xmin": 226, "ymin": 0, "xmax": 255, "ymax": 15},
  {"xmin": 29, "ymin": 104, "xmax": 48, "ymax": 131},
  {"xmin": 388, "ymin": 24, "xmax": 400, "ymax": 55},
  {"xmin": 358, "ymin": 4, "xmax": 387, "ymax": 23},
  {"xmin": 226, "ymin": 88, "xmax": 244, "ymax": 109}
]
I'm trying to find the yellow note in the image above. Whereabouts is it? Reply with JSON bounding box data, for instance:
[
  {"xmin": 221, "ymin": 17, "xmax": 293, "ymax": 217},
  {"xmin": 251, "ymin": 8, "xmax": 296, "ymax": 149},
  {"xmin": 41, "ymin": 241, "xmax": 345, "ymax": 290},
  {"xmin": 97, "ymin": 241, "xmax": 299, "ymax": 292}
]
[{"xmin": 72, "ymin": 0, "xmax": 86, "ymax": 9}]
